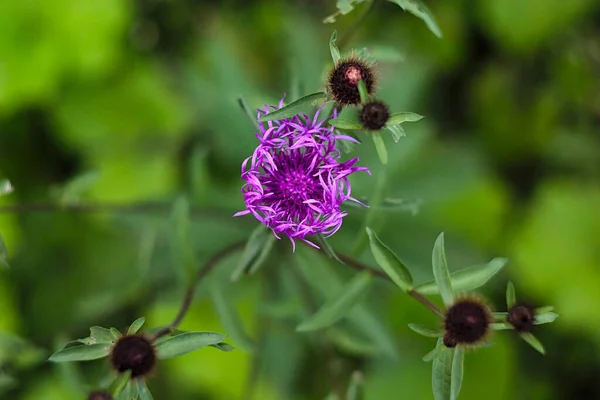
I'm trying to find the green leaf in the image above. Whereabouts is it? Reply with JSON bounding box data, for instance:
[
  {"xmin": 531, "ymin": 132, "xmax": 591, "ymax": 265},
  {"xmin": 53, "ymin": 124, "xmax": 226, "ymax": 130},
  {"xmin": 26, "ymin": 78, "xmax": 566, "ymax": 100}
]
[
  {"xmin": 451, "ymin": 347, "xmax": 464, "ymax": 400},
  {"xmin": 506, "ymin": 281, "xmax": 516, "ymax": 308},
  {"xmin": 386, "ymin": 124, "xmax": 406, "ymax": 143},
  {"xmin": 0, "ymin": 179, "xmax": 13, "ymax": 196},
  {"xmin": 366, "ymin": 227, "xmax": 413, "ymax": 291},
  {"xmin": 372, "ymin": 132, "xmax": 388, "ymax": 165},
  {"xmin": 535, "ymin": 306, "xmax": 554, "ymax": 314},
  {"xmin": 534, "ymin": 312, "xmax": 559, "ymax": 325},
  {"xmin": 237, "ymin": 97, "xmax": 259, "ymax": 128},
  {"xmin": 155, "ymin": 331, "xmax": 226, "ymax": 359},
  {"xmin": 54, "ymin": 171, "xmax": 99, "ymax": 205},
  {"xmin": 127, "ymin": 317, "xmax": 145, "ymax": 335},
  {"xmin": 346, "ymin": 371, "xmax": 364, "ymax": 400},
  {"xmin": 110, "ymin": 370, "xmax": 131, "ymax": 397},
  {"xmin": 408, "ymin": 323, "xmax": 442, "ymax": 338},
  {"xmin": 110, "ymin": 328, "xmax": 122, "ymax": 340},
  {"xmin": 326, "ymin": 328, "xmax": 379, "ymax": 356},
  {"xmin": 490, "ymin": 322, "xmax": 513, "ymax": 330},
  {"xmin": 432, "ymin": 347, "xmax": 453, "ymax": 400},
  {"xmin": 209, "ymin": 342, "xmax": 235, "ymax": 352},
  {"xmin": 329, "ymin": 118, "xmax": 362, "ymax": 130},
  {"xmin": 0, "ymin": 233, "xmax": 9, "ymax": 270},
  {"xmin": 521, "ymin": 333, "xmax": 545, "ymax": 355},
  {"xmin": 357, "ymin": 80, "xmax": 368, "ymax": 103},
  {"xmin": 335, "ymin": 0, "xmax": 367, "ymax": 15},
  {"xmin": 297, "ymin": 271, "xmax": 374, "ymax": 332},
  {"xmin": 316, "ymin": 234, "xmax": 345, "ymax": 266},
  {"xmin": 387, "ymin": 0, "xmax": 442, "ymax": 38},
  {"xmin": 257, "ymin": 92, "xmax": 327, "ymax": 122},
  {"xmin": 329, "ymin": 30, "xmax": 341, "ymax": 64},
  {"xmin": 209, "ymin": 284, "xmax": 255, "ymax": 352},
  {"xmin": 387, "ymin": 112, "xmax": 424, "ymax": 125},
  {"xmin": 415, "ymin": 258, "xmax": 508, "ymax": 295},
  {"xmin": 432, "ymin": 232, "xmax": 454, "ymax": 308},
  {"xmin": 231, "ymin": 224, "xmax": 276, "ymax": 281},
  {"xmin": 117, "ymin": 381, "xmax": 136, "ymax": 400},
  {"xmin": 49, "ymin": 343, "xmax": 112, "ymax": 362},
  {"xmin": 492, "ymin": 312, "xmax": 508, "ymax": 319},
  {"xmin": 89, "ymin": 326, "xmax": 115, "ymax": 344},
  {"xmin": 136, "ymin": 379, "xmax": 154, "ymax": 400},
  {"xmin": 423, "ymin": 338, "xmax": 444, "ymax": 362},
  {"xmin": 170, "ymin": 195, "xmax": 194, "ymax": 281}
]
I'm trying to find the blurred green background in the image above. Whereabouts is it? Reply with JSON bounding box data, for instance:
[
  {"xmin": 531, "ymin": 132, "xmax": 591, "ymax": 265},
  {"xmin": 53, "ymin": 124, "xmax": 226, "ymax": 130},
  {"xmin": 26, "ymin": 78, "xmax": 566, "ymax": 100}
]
[{"xmin": 1, "ymin": 0, "xmax": 600, "ymax": 399}]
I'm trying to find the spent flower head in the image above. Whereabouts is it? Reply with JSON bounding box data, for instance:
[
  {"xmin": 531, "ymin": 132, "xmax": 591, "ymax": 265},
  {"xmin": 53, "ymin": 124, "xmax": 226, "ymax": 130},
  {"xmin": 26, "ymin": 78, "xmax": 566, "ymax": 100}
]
[
  {"xmin": 360, "ymin": 100, "xmax": 390, "ymax": 130},
  {"xmin": 507, "ymin": 302, "xmax": 536, "ymax": 333},
  {"xmin": 443, "ymin": 296, "xmax": 492, "ymax": 347},
  {"xmin": 110, "ymin": 334, "xmax": 156, "ymax": 378},
  {"xmin": 235, "ymin": 97, "xmax": 370, "ymax": 250}
]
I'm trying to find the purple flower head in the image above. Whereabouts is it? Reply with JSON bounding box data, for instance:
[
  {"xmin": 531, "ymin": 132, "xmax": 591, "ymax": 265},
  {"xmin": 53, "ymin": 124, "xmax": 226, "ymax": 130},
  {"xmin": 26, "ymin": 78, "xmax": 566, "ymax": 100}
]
[{"xmin": 234, "ymin": 96, "xmax": 370, "ymax": 250}]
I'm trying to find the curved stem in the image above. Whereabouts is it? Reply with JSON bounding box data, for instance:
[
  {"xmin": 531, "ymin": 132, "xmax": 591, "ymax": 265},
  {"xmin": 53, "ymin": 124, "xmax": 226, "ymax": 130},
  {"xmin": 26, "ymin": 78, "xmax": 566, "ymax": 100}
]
[
  {"xmin": 335, "ymin": 252, "xmax": 445, "ymax": 318},
  {"xmin": 152, "ymin": 240, "xmax": 246, "ymax": 340}
]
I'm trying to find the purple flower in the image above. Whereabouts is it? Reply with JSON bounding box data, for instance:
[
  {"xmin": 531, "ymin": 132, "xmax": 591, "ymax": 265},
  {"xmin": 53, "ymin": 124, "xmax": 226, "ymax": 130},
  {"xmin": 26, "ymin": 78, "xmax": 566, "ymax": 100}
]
[{"xmin": 234, "ymin": 96, "xmax": 370, "ymax": 250}]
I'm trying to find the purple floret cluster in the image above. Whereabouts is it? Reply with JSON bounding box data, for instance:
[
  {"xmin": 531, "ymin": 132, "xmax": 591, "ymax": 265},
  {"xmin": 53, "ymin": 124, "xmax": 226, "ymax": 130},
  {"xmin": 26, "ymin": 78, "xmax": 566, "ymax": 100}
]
[{"xmin": 234, "ymin": 97, "xmax": 369, "ymax": 250}]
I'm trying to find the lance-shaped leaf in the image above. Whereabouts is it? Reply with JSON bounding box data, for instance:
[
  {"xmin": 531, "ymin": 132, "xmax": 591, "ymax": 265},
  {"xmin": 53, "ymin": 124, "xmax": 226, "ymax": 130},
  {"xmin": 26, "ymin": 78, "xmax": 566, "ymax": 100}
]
[
  {"xmin": 372, "ymin": 132, "xmax": 388, "ymax": 165},
  {"xmin": 366, "ymin": 227, "xmax": 412, "ymax": 291},
  {"xmin": 451, "ymin": 347, "xmax": 465, "ymax": 400},
  {"xmin": 155, "ymin": 331, "xmax": 226, "ymax": 359},
  {"xmin": 423, "ymin": 338, "xmax": 444, "ymax": 362},
  {"xmin": 386, "ymin": 124, "xmax": 406, "ymax": 143},
  {"xmin": 415, "ymin": 258, "xmax": 507, "ymax": 295},
  {"xmin": 387, "ymin": 0, "xmax": 442, "ymax": 38},
  {"xmin": 49, "ymin": 343, "xmax": 112, "ymax": 362},
  {"xmin": 89, "ymin": 326, "xmax": 115, "ymax": 344},
  {"xmin": 237, "ymin": 97, "xmax": 259, "ymax": 128},
  {"xmin": 521, "ymin": 333, "xmax": 545, "ymax": 355},
  {"xmin": 432, "ymin": 347, "xmax": 454, "ymax": 400},
  {"xmin": 257, "ymin": 92, "xmax": 327, "ymax": 122},
  {"xmin": 127, "ymin": 317, "xmax": 145, "ymax": 335},
  {"xmin": 432, "ymin": 232, "xmax": 454, "ymax": 308},
  {"xmin": 357, "ymin": 80, "xmax": 369, "ymax": 103},
  {"xmin": 136, "ymin": 379, "xmax": 154, "ymax": 400},
  {"xmin": 110, "ymin": 328, "xmax": 122, "ymax": 340},
  {"xmin": 110, "ymin": 370, "xmax": 131, "ymax": 397},
  {"xmin": 408, "ymin": 323, "xmax": 442, "ymax": 338},
  {"xmin": 296, "ymin": 271, "xmax": 374, "ymax": 332},
  {"xmin": 534, "ymin": 312, "xmax": 559, "ymax": 325},
  {"xmin": 506, "ymin": 281, "xmax": 516, "ymax": 308},
  {"xmin": 329, "ymin": 30, "xmax": 341, "ymax": 64},
  {"xmin": 490, "ymin": 322, "xmax": 513, "ymax": 331},
  {"xmin": 316, "ymin": 233, "xmax": 345, "ymax": 265},
  {"xmin": 209, "ymin": 284, "xmax": 255, "ymax": 352},
  {"xmin": 232, "ymin": 224, "xmax": 275, "ymax": 281},
  {"xmin": 387, "ymin": 112, "xmax": 424, "ymax": 125},
  {"xmin": 346, "ymin": 371, "xmax": 365, "ymax": 400},
  {"xmin": 329, "ymin": 118, "xmax": 362, "ymax": 130},
  {"xmin": 118, "ymin": 381, "xmax": 136, "ymax": 400},
  {"xmin": 209, "ymin": 342, "xmax": 235, "ymax": 352}
]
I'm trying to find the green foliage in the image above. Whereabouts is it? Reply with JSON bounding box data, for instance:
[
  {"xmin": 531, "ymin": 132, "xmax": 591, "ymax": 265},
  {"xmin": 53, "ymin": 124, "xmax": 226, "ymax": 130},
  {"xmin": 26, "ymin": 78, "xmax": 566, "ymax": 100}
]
[
  {"xmin": 431, "ymin": 233, "xmax": 454, "ymax": 308},
  {"xmin": 49, "ymin": 344, "xmax": 112, "ymax": 362},
  {"xmin": 366, "ymin": 227, "xmax": 413, "ymax": 291},
  {"xmin": 231, "ymin": 224, "xmax": 276, "ymax": 281},
  {"xmin": 257, "ymin": 93, "xmax": 328, "ymax": 122},
  {"xmin": 387, "ymin": 0, "xmax": 442, "ymax": 38},
  {"xmin": 329, "ymin": 30, "xmax": 341, "ymax": 64},
  {"xmin": 154, "ymin": 331, "xmax": 228, "ymax": 359},
  {"xmin": 329, "ymin": 118, "xmax": 362, "ymax": 130}
]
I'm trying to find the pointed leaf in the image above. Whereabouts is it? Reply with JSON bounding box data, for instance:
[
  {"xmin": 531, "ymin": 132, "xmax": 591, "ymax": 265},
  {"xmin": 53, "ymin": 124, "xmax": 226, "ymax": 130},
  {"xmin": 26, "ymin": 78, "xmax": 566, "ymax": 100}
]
[
  {"xmin": 451, "ymin": 347, "xmax": 464, "ymax": 400},
  {"xmin": 155, "ymin": 331, "xmax": 226, "ymax": 359},
  {"xmin": 408, "ymin": 323, "xmax": 442, "ymax": 338},
  {"xmin": 136, "ymin": 380, "xmax": 154, "ymax": 400},
  {"xmin": 416, "ymin": 258, "xmax": 507, "ymax": 295},
  {"xmin": 366, "ymin": 227, "xmax": 413, "ymax": 291},
  {"xmin": 432, "ymin": 347, "xmax": 453, "ymax": 400},
  {"xmin": 387, "ymin": 112, "xmax": 424, "ymax": 125},
  {"xmin": 118, "ymin": 381, "xmax": 136, "ymax": 400},
  {"xmin": 329, "ymin": 30, "xmax": 341, "ymax": 64},
  {"xmin": 534, "ymin": 312, "xmax": 559, "ymax": 325},
  {"xmin": 423, "ymin": 338, "xmax": 444, "ymax": 362},
  {"xmin": 110, "ymin": 370, "xmax": 131, "ymax": 397},
  {"xmin": 372, "ymin": 132, "xmax": 388, "ymax": 165},
  {"xmin": 346, "ymin": 371, "xmax": 364, "ymax": 400},
  {"xmin": 209, "ymin": 284, "xmax": 255, "ymax": 352},
  {"xmin": 490, "ymin": 322, "xmax": 513, "ymax": 330},
  {"xmin": 357, "ymin": 80, "xmax": 368, "ymax": 103},
  {"xmin": 386, "ymin": 124, "xmax": 406, "ymax": 143},
  {"xmin": 387, "ymin": 0, "xmax": 442, "ymax": 38},
  {"xmin": 521, "ymin": 333, "xmax": 545, "ymax": 355},
  {"xmin": 328, "ymin": 118, "xmax": 362, "ymax": 130},
  {"xmin": 258, "ymin": 92, "xmax": 327, "ymax": 122},
  {"xmin": 336, "ymin": 0, "xmax": 367, "ymax": 14},
  {"xmin": 535, "ymin": 306, "xmax": 554, "ymax": 314},
  {"xmin": 432, "ymin": 232, "xmax": 454, "ymax": 307},
  {"xmin": 492, "ymin": 312, "xmax": 508, "ymax": 319},
  {"xmin": 296, "ymin": 271, "xmax": 374, "ymax": 332},
  {"xmin": 49, "ymin": 343, "xmax": 112, "ymax": 362},
  {"xmin": 89, "ymin": 326, "xmax": 115, "ymax": 344},
  {"xmin": 0, "ymin": 180, "xmax": 13, "ymax": 196},
  {"xmin": 110, "ymin": 328, "xmax": 122, "ymax": 340},
  {"xmin": 231, "ymin": 224, "xmax": 276, "ymax": 281},
  {"xmin": 237, "ymin": 97, "xmax": 259, "ymax": 128},
  {"xmin": 127, "ymin": 317, "xmax": 145, "ymax": 335},
  {"xmin": 506, "ymin": 281, "xmax": 516, "ymax": 308},
  {"xmin": 209, "ymin": 342, "xmax": 235, "ymax": 352}
]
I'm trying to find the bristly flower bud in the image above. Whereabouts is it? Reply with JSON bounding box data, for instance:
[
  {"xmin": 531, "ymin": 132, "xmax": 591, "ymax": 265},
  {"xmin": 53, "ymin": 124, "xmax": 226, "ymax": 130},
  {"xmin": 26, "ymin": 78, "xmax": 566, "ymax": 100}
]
[
  {"xmin": 359, "ymin": 100, "xmax": 390, "ymax": 130},
  {"xmin": 507, "ymin": 302, "xmax": 536, "ymax": 333},
  {"xmin": 443, "ymin": 297, "xmax": 492, "ymax": 347},
  {"xmin": 110, "ymin": 334, "xmax": 156, "ymax": 378},
  {"xmin": 87, "ymin": 390, "xmax": 113, "ymax": 400},
  {"xmin": 327, "ymin": 57, "xmax": 376, "ymax": 106}
]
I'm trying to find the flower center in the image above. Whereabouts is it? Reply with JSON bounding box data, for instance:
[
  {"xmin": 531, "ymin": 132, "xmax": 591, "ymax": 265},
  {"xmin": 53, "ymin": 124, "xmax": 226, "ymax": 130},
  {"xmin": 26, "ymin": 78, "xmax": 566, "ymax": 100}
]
[
  {"xmin": 345, "ymin": 66, "xmax": 362, "ymax": 85},
  {"xmin": 279, "ymin": 170, "xmax": 318, "ymax": 205}
]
